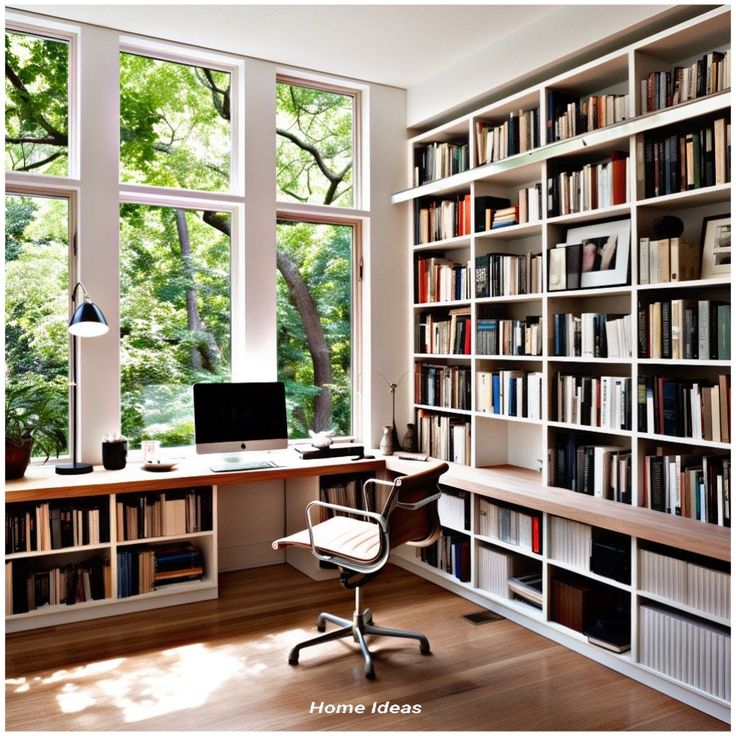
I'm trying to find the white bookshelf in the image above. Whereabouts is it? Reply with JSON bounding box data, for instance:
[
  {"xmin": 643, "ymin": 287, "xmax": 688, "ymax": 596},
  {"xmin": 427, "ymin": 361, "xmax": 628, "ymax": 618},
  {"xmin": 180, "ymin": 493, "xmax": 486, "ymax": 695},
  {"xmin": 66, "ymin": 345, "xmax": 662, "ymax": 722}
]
[{"xmin": 394, "ymin": 5, "xmax": 731, "ymax": 723}]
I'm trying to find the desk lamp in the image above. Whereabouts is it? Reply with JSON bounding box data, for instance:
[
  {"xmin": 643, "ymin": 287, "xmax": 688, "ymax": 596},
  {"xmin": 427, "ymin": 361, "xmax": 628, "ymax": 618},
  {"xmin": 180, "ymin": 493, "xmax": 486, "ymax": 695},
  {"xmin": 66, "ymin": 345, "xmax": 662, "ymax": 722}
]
[{"xmin": 55, "ymin": 281, "xmax": 109, "ymax": 475}]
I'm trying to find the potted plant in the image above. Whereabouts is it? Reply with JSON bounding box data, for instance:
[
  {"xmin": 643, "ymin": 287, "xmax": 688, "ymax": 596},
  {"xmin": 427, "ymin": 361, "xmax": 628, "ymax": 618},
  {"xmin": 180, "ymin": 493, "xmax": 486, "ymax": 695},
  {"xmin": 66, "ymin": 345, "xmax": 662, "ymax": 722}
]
[{"xmin": 5, "ymin": 376, "xmax": 67, "ymax": 480}]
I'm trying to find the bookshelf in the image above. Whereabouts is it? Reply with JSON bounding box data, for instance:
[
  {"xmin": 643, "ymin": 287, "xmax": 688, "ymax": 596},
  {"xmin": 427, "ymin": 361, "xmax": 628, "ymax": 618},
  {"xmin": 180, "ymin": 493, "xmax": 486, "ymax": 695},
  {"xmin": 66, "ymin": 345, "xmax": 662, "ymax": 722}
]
[{"xmin": 392, "ymin": 5, "xmax": 730, "ymax": 722}]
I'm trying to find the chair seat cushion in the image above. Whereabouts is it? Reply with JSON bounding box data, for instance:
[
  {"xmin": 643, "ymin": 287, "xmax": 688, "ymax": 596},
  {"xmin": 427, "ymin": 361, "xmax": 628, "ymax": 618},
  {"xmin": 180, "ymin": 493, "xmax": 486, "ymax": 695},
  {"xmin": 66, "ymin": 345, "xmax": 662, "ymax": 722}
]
[{"xmin": 272, "ymin": 515, "xmax": 382, "ymax": 563}]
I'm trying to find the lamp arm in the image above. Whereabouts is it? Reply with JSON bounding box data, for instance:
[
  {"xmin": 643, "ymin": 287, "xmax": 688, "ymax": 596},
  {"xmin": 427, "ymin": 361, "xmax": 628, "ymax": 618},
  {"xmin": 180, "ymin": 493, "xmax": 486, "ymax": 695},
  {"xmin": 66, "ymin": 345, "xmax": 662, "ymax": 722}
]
[{"xmin": 70, "ymin": 281, "xmax": 90, "ymax": 304}]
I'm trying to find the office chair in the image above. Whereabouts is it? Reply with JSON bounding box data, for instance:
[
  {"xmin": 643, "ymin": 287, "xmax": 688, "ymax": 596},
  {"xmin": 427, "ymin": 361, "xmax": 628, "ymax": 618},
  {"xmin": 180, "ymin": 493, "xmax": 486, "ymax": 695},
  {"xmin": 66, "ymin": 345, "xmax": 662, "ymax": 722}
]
[{"xmin": 272, "ymin": 462, "xmax": 449, "ymax": 679}]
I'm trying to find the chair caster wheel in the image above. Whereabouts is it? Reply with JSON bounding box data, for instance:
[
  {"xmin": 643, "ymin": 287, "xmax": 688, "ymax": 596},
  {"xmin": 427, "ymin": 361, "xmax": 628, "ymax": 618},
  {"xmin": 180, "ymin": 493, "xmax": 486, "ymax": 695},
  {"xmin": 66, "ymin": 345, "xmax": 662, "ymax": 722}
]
[
  {"xmin": 365, "ymin": 665, "xmax": 376, "ymax": 680},
  {"xmin": 288, "ymin": 652, "xmax": 299, "ymax": 666},
  {"xmin": 317, "ymin": 624, "xmax": 326, "ymax": 632},
  {"xmin": 420, "ymin": 642, "xmax": 431, "ymax": 656}
]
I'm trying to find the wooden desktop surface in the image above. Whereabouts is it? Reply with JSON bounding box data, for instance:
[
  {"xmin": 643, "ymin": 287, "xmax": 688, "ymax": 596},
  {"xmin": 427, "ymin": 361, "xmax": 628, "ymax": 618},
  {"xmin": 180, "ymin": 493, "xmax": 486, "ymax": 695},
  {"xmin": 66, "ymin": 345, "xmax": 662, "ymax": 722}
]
[{"xmin": 5, "ymin": 450, "xmax": 387, "ymax": 502}]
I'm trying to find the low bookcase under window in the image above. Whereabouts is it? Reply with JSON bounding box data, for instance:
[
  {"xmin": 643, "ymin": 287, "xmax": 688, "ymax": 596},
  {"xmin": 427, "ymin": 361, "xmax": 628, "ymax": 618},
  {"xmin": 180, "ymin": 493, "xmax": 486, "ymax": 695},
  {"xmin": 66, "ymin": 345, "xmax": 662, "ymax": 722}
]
[{"xmin": 6, "ymin": 484, "xmax": 218, "ymax": 633}]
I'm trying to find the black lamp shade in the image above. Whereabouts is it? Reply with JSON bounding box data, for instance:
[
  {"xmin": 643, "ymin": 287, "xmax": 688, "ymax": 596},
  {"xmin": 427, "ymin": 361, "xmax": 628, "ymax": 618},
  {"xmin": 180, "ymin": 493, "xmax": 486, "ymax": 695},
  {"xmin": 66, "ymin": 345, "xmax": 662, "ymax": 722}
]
[{"xmin": 69, "ymin": 299, "xmax": 109, "ymax": 337}]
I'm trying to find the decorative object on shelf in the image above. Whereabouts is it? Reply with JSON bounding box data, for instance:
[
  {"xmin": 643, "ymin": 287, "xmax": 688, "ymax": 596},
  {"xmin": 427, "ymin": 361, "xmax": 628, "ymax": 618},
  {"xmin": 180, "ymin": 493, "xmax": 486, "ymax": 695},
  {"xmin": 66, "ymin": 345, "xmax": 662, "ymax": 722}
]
[
  {"xmin": 565, "ymin": 219, "xmax": 631, "ymax": 288},
  {"xmin": 308, "ymin": 429, "xmax": 334, "ymax": 449},
  {"xmin": 142, "ymin": 460, "xmax": 177, "ymax": 472},
  {"xmin": 141, "ymin": 439, "xmax": 161, "ymax": 464},
  {"xmin": 700, "ymin": 214, "xmax": 731, "ymax": 279},
  {"xmin": 403, "ymin": 423, "xmax": 417, "ymax": 453},
  {"xmin": 379, "ymin": 425, "xmax": 394, "ymax": 456},
  {"xmin": 56, "ymin": 282, "xmax": 109, "ymax": 476},
  {"xmin": 101, "ymin": 434, "xmax": 128, "ymax": 471},
  {"xmin": 652, "ymin": 215, "xmax": 684, "ymax": 239},
  {"xmin": 5, "ymin": 376, "xmax": 66, "ymax": 480}
]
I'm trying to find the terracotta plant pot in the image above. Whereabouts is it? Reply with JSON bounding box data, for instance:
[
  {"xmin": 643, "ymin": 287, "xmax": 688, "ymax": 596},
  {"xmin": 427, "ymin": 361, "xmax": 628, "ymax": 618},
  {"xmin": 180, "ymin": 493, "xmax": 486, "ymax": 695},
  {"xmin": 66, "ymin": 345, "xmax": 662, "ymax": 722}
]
[{"xmin": 5, "ymin": 438, "xmax": 33, "ymax": 480}]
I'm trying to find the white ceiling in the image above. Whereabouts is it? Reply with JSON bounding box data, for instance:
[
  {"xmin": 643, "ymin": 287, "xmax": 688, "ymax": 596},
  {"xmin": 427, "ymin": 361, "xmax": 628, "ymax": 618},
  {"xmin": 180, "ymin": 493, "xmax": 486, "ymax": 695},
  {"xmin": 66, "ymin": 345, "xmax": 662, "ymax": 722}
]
[{"xmin": 12, "ymin": 3, "xmax": 561, "ymax": 88}]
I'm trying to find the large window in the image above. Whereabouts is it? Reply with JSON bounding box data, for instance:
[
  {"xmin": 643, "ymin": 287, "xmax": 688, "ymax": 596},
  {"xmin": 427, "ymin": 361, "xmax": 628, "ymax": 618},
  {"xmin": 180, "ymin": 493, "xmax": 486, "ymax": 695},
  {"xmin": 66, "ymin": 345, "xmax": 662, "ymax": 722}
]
[
  {"xmin": 5, "ymin": 193, "xmax": 70, "ymax": 456},
  {"xmin": 119, "ymin": 52, "xmax": 231, "ymax": 191},
  {"xmin": 5, "ymin": 30, "xmax": 69, "ymax": 175},
  {"xmin": 276, "ymin": 220, "xmax": 354, "ymax": 438},
  {"xmin": 120, "ymin": 205, "xmax": 231, "ymax": 448},
  {"xmin": 276, "ymin": 81, "xmax": 354, "ymax": 207}
]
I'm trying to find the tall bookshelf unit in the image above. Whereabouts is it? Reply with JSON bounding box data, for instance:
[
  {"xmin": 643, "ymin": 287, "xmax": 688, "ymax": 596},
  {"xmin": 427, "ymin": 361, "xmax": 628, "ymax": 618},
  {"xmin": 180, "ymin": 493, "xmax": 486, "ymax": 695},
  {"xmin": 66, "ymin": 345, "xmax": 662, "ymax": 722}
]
[{"xmin": 392, "ymin": 6, "xmax": 731, "ymax": 722}]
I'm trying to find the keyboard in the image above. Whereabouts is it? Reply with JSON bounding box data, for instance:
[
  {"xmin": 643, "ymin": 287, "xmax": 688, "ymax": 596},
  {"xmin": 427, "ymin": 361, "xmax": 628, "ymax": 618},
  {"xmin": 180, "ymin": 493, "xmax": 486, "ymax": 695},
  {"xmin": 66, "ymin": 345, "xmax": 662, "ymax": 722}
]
[{"xmin": 209, "ymin": 460, "xmax": 278, "ymax": 472}]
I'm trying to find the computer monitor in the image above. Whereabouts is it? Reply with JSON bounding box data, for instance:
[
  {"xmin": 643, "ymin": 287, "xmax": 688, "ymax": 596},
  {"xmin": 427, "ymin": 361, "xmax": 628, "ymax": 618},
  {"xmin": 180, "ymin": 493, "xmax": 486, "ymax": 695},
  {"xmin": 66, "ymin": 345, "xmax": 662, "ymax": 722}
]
[{"xmin": 193, "ymin": 381, "xmax": 289, "ymax": 455}]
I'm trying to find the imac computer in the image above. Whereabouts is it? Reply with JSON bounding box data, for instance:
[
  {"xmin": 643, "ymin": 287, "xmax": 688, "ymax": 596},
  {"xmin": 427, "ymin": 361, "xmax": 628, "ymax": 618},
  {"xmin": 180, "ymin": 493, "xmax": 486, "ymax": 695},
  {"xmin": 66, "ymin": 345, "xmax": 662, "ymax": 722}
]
[{"xmin": 193, "ymin": 381, "xmax": 289, "ymax": 472}]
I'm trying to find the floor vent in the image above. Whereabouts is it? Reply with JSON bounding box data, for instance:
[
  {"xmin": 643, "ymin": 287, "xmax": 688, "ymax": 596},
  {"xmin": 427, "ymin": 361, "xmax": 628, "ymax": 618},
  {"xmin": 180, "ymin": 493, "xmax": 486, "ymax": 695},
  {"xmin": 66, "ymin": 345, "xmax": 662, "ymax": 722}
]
[{"xmin": 463, "ymin": 610, "xmax": 505, "ymax": 624}]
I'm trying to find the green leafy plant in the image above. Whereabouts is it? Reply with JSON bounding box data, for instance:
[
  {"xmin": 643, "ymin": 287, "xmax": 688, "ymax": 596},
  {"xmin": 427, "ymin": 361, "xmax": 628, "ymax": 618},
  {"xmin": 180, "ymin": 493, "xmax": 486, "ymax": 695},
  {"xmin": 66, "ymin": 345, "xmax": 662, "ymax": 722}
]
[{"xmin": 5, "ymin": 375, "xmax": 67, "ymax": 460}]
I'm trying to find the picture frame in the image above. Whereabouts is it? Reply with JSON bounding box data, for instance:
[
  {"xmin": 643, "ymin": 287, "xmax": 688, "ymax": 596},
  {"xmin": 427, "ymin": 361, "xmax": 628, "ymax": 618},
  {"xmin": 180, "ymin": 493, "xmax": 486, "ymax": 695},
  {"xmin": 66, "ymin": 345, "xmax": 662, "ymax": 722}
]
[
  {"xmin": 700, "ymin": 214, "xmax": 730, "ymax": 279},
  {"xmin": 564, "ymin": 219, "xmax": 631, "ymax": 288}
]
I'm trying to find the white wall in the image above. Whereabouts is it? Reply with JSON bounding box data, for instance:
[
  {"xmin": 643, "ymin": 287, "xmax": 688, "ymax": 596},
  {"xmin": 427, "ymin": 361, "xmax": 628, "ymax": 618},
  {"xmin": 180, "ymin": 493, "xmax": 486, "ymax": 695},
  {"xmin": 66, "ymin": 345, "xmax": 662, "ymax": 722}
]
[{"xmin": 406, "ymin": 4, "xmax": 701, "ymax": 128}]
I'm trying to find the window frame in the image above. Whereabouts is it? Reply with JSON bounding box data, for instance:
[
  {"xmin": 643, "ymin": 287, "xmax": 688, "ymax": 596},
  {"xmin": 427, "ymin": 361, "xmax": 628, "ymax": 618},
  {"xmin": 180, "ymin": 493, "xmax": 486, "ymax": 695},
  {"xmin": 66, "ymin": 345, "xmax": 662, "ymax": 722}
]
[{"xmin": 5, "ymin": 12, "xmax": 79, "ymax": 180}]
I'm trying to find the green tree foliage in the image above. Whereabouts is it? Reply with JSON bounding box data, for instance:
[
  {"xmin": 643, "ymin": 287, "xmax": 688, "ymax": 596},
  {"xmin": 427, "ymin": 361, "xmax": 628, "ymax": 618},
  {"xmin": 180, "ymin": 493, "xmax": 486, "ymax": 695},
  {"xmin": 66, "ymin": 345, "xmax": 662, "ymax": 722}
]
[
  {"xmin": 276, "ymin": 83, "xmax": 353, "ymax": 207},
  {"xmin": 5, "ymin": 195, "xmax": 69, "ymax": 456},
  {"xmin": 5, "ymin": 31, "xmax": 68, "ymax": 174}
]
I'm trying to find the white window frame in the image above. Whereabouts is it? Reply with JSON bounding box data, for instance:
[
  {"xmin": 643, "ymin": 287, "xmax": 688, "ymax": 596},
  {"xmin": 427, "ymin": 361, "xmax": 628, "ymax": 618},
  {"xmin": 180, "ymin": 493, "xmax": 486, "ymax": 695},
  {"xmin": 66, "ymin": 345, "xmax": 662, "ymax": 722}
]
[{"xmin": 275, "ymin": 71, "xmax": 369, "ymax": 439}]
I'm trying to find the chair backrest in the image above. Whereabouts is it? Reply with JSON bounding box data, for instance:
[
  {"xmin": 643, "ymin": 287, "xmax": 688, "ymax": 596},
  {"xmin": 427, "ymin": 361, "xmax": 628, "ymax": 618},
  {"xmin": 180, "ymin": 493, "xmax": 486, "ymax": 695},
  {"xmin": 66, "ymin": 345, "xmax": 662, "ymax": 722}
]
[{"xmin": 379, "ymin": 462, "xmax": 448, "ymax": 549}]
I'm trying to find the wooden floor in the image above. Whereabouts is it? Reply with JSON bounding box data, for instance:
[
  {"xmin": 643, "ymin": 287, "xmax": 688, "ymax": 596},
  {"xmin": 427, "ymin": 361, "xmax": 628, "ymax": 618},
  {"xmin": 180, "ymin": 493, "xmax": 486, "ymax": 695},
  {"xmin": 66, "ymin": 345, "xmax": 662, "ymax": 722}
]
[{"xmin": 5, "ymin": 563, "xmax": 728, "ymax": 731}]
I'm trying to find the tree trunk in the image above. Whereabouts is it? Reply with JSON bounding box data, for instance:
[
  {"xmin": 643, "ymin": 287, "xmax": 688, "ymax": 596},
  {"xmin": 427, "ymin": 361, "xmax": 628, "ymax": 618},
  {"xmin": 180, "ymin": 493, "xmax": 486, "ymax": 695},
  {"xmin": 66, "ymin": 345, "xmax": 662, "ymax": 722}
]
[
  {"xmin": 175, "ymin": 209, "xmax": 220, "ymax": 371},
  {"xmin": 276, "ymin": 250, "xmax": 333, "ymax": 431}
]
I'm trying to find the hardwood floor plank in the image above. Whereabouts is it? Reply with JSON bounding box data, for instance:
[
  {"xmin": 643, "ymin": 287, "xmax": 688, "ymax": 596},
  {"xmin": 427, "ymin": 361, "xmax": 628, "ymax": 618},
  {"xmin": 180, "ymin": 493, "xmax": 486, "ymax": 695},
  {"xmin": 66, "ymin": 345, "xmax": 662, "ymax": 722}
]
[{"xmin": 5, "ymin": 564, "xmax": 727, "ymax": 731}]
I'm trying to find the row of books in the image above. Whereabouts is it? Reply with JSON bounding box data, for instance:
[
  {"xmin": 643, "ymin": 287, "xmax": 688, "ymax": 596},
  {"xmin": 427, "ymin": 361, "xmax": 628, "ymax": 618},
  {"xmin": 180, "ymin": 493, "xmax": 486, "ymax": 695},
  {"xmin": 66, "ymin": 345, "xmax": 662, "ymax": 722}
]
[
  {"xmin": 477, "ymin": 370, "xmax": 543, "ymax": 420},
  {"xmin": 415, "ymin": 308, "xmax": 470, "ymax": 355},
  {"xmin": 642, "ymin": 452, "xmax": 730, "ymax": 526},
  {"xmin": 554, "ymin": 373, "xmax": 632, "ymax": 430},
  {"xmin": 639, "ymin": 548, "xmax": 730, "ymax": 619},
  {"xmin": 437, "ymin": 491, "xmax": 471, "ymax": 532},
  {"xmin": 414, "ymin": 194, "xmax": 471, "ymax": 244},
  {"xmin": 5, "ymin": 502, "xmax": 106, "ymax": 554},
  {"xmin": 637, "ymin": 374, "xmax": 730, "ymax": 443},
  {"xmin": 415, "ymin": 254, "xmax": 472, "ymax": 303},
  {"xmin": 474, "ymin": 107, "xmax": 540, "ymax": 165},
  {"xmin": 118, "ymin": 543, "xmax": 203, "ymax": 599},
  {"xmin": 476, "ymin": 316, "xmax": 543, "ymax": 356},
  {"xmin": 115, "ymin": 489, "xmax": 212, "ymax": 541},
  {"xmin": 552, "ymin": 312, "xmax": 632, "ymax": 359},
  {"xmin": 416, "ymin": 410, "xmax": 471, "ymax": 465},
  {"xmin": 552, "ymin": 435, "xmax": 632, "ymax": 503},
  {"xmin": 641, "ymin": 116, "xmax": 730, "ymax": 199},
  {"xmin": 413, "ymin": 140, "xmax": 469, "ymax": 186},
  {"xmin": 638, "ymin": 236, "xmax": 700, "ymax": 284},
  {"xmin": 641, "ymin": 50, "xmax": 730, "ymax": 114},
  {"xmin": 547, "ymin": 151, "xmax": 628, "ymax": 216},
  {"xmin": 551, "ymin": 92, "xmax": 629, "ymax": 142},
  {"xmin": 9, "ymin": 557, "xmax": 110, "ymax": 614},
  {"xmin": 415, "ymin": 363, "xmax": 471, "ymax": 411},
  {"xmin": 475, "ymin": 251, "xmax": 543, "ymax": 298},
  {"xmin": 477, "ymin": 498, "xmax": 542, "ymax": 554},
  {"xmin": 639, "ymin": 604, "xmax": 730, "ymax": 702},
  {"xmin": 477, "ymin": 546, "xmax": 541, "ymax": 604},
  {"xmin": 417, "ymin": 530, "xmax": 471, "ymax": 582},
  {"xmin": 549, "ymin": 517, "xmax": 591, "ymax": 571},
  {"xmin": 320, "ymin": 478, "xmax": 364, "ymax": 516},
  {"xmin": 638, "ymin": 299, "xmax": 730, "ymax": 361}
]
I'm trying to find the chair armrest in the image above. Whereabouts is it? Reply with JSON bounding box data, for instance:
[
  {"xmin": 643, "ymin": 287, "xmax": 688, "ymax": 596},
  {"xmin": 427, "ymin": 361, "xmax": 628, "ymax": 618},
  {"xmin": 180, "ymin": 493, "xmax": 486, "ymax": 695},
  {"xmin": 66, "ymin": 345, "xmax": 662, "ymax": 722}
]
[
  {"xmin": 361, "ymin": 477, "xmax": 395, "ymax": 511},
  {"xmin": 395, "ymin": 490, "xmax": 442, "ymax": 511}
]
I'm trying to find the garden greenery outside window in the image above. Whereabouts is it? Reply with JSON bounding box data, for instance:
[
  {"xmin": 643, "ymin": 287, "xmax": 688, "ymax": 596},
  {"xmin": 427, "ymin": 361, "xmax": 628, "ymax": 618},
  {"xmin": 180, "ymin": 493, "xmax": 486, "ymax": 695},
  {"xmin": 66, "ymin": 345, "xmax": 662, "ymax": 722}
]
[
  {"xmin": 119, "ymin": 205, "xmax": 231, "ymax": 449},
  {"xmin": 5, "ymin": 193, "xmax": 70, "ymax": 457},
  {"xmin": 5, "ymin": 30, "xmax": 69, "ymax": 176}
]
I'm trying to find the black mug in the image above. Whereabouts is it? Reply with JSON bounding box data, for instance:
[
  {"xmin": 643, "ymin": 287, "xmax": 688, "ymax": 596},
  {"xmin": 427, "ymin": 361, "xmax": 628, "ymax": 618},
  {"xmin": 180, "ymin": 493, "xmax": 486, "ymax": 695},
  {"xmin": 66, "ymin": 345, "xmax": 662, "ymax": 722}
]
[{"xmin": 102, "ymin": 441, "xmax": 127, "ymax": 470}]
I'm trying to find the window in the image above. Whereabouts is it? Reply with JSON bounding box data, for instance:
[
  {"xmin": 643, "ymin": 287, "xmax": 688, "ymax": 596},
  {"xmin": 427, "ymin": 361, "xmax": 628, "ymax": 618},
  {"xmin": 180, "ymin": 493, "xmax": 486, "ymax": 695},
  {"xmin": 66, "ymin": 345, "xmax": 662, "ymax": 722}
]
[
  {"xmin": 5, "ymin": 30, "xmax": 69, "ymax": 175},
  {"xmin": 120, "ymin": 204, "xmax": 231, "ymax": 448},
  {"xmin": 276, "ymin": 220, "xmax": 354, "ymax": 438},
  {"xmin": 276, "ymin": 81, "xmax": 354, "ymax": 207},
  {"xmin": 5, "ymin": 193, "xmax": 70, "ymax": 456},
  {"xmin": 119, "ymin": 52, "xmax": 231, "ymax": 192}
]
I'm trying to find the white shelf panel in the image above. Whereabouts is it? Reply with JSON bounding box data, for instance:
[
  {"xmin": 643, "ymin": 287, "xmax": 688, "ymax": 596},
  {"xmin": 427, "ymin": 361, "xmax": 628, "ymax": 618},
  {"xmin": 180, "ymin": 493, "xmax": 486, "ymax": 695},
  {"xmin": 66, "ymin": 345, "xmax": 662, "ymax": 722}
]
[
  {"xmin": 117, "ymin": 579, "xmax": 217, "ymax": 603},
  {"xmin": 6, "ymin": 597, "xmax": 114, "ymax": 620},
  {"xmin": 636, "ymin": 183, "xmax": 731, "ymax": 210},
  {"xmin": 475, "ymin": 293, "xmax": 543, "ymax": 304},
  {"xmin": 546, "ymin": 203, "xmax": 632, "ymax": 227},
  {"xmin": 549, "ymin": 356, "xmax": 632, "ymax": 363},
  {"xmin": 414, "ymin": 403, "xmax": 473, "ymax": 416},
  {"xmin": 637, "ymin": 277, "xmax": 731, "ymax": 291},
  {"xmin": 547, "ymin": 421, "xmax": 633, "ymax": 438},
  {"xmin": 414, "ymin": 299, "xmax": 471, "ymax": 309},
  {"xmin": 413, "ymin": 234, "xmax": 471, "ymax": 251},
  {"xmin": 414, "ymin": 353, "xmax": 472, "ymax": 361},
  {"xmin": 475, "ymin": 354, "xmax": 543, "ymax": 362},
  {"xmin": 547, "ymin": 285, "xmax": 632, "ymax": 299},
  {"xmin": 475, "ymin": 412, "xmax": 544, "ymax": 425},
  {"xmin": 637, "ymin": 359, "xmax": 731, "ymax": 367},
  {"xmin": 549, "ymin": 559, "xmax": 632, "ymax": 592},
  {"xmin": 635, "ymin": 590, "xmax": 730, "ymax": 628},
  {"xmin": 637, "ymin": 432, "xmax": 730, "ymax": 450},
  {"xmin": 5, "ymin": 542, "xmax": 111, "ymax": 560},
  {"xmin": 475, "ymin": 222, "xmax": 543, "ymax": 240},
  {"xmin": 472, "ymin": 586, "xmax": 545, "ymax": 620},
  {"xmin": 475, "ymin": 533, "xmax": 544, "ymax": 561},
  {"xmin": 116, "ymin": 530, "xmax": 214, "ymax": 547}
]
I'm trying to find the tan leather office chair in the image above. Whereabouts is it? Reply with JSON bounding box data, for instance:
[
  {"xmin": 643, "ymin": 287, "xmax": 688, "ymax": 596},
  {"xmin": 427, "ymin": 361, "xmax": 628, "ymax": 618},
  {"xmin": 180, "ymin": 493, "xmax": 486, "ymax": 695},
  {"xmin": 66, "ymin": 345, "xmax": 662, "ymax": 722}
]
[{"xmin": 273, "ymin": 462, "xmax": 449, "ymax": 679}]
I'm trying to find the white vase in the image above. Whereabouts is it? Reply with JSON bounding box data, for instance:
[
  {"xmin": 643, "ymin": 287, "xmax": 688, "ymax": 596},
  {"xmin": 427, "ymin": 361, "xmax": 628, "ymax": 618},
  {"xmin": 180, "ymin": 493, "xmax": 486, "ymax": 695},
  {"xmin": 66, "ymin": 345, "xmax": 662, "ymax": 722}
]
[{"xmin": 379, "ymin": 425, "xmax": 393, "ymax": 455}]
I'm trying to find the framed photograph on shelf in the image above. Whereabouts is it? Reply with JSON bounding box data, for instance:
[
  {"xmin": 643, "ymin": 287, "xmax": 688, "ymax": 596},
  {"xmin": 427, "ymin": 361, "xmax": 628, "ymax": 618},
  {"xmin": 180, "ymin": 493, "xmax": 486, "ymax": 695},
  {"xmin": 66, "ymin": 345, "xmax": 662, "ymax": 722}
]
[
  {"xmin": 565, "ymin": 219, "xmax": 631, "ymax": 288},
  {"xmin": 700, "ymin": 214, "xmax": 730, "ymax": 279}
]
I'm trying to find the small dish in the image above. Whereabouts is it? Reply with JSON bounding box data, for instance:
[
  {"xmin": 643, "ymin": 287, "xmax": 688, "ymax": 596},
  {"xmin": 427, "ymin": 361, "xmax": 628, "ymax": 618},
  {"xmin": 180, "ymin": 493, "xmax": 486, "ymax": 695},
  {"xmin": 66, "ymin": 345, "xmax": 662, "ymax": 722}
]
[{"xmin": 142, "ymin": 461, "xmax": 177, "ymax": 472}]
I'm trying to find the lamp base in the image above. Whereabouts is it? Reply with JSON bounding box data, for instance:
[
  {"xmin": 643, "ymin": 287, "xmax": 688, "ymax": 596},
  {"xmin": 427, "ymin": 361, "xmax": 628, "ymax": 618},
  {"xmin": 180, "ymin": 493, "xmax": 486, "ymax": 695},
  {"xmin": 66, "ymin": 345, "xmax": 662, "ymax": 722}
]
[{"xmin": 55, "ymin": 462, "xmax": 94, "ymax": 475}]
